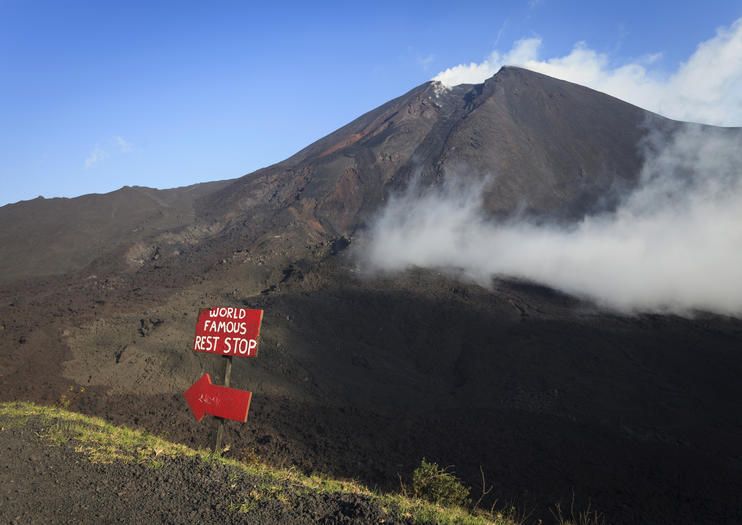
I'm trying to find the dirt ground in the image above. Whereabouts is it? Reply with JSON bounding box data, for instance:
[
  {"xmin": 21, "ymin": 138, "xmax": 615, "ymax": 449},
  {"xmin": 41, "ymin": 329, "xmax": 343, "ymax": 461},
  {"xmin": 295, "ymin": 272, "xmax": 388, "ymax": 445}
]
[
  {"xmin": 3, "ymin": 259, "xmax": 742, "ymax": 525},
  {"xmin": 0, "ymin": 412, "xmax": 398, "ymax": 524}
]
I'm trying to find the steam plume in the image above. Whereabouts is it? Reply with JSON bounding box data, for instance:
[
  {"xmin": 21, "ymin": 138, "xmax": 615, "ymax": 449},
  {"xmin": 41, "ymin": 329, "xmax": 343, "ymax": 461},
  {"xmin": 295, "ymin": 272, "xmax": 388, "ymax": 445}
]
[
  {"xmin": 362, "ymin": 125, "xmax": 742, "ymax": 317},
  {"xmin": 434, "ymin": 17, "xmax": 742, "ymax": 127}
]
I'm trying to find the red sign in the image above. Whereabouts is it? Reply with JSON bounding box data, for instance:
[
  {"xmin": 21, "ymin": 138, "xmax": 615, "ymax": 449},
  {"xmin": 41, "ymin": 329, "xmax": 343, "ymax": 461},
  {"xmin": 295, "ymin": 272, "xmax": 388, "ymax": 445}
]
[
  {"xmin": 193, "ymin": 307, "xmax": 263, "ymax": 357},
  {"xmin": 184, "ymin": 373, "xmax": 252, "ymax": 422}
]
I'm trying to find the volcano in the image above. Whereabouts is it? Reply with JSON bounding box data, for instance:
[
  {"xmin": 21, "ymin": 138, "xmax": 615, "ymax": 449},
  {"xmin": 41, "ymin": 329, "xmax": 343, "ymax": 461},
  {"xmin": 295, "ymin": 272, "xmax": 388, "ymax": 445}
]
[{"xmin": 1, "ymin": 67, "xmax": 741, "ymax": 525}]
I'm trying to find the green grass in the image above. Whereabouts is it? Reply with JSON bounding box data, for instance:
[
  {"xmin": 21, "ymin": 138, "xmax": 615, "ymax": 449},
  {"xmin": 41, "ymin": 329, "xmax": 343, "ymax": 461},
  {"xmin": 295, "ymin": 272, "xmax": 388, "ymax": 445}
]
[{"xmin": 0, "ymin": 401, "xmax": 607, "ymax": 525}]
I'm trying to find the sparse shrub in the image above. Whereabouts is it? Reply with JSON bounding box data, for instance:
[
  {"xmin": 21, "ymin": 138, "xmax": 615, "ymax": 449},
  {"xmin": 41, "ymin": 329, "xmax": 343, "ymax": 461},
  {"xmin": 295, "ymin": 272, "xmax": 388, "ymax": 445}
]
[
  {"xmin": 412, "ymin": 458, "xmax": 471, "ymax": 507},
  {"xmin": 58, "ymin": 385, "xmax": 85, "ymax": 409},
  {"xmin": 552, "ymin": 498, "xmax": 608, "ymax": 525}
]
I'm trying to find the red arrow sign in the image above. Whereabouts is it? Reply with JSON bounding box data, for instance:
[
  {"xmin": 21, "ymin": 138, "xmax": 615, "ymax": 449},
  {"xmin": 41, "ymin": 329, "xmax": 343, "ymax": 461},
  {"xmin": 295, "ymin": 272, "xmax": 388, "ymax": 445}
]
[{"xmin": 184, "ymin": 374, "xmax": 252, "ymax": 423}]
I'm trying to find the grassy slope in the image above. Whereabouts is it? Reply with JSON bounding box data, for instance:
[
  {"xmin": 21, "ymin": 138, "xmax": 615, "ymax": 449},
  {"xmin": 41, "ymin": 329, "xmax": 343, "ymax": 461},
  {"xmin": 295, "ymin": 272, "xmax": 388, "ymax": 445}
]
[{"xmin": 0, "ymin": 401, "xmax": 515, "ymax": 525}]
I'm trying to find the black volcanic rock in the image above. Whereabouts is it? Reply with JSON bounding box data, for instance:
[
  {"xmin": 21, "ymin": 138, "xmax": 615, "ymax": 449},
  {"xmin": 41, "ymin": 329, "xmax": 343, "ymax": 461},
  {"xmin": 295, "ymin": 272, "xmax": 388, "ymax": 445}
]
[{"xmin": 1, "ymin": 68, "xmax": 741, "ymax": 525}]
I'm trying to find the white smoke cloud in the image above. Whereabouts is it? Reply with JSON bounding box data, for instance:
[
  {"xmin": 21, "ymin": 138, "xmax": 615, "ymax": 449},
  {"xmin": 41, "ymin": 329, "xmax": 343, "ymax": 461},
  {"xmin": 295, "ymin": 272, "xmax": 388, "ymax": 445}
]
[
  {"xmin": 83, "ymin": 136, "xmax": 133, "ymax": 168},
  {"xmin": 433, "ymin": 17, "xmax": 742, "ymax": 126},
  {"xmin": 84, "ymin": 146, "xmax": 108, "ymax": 168},
  {"xmin": 115, "ymin": 136, "xmax": 133, "ymax": 153},
  {"xmin": 362, "ymin": 125, "xmax": 742, "ymax": 317}
]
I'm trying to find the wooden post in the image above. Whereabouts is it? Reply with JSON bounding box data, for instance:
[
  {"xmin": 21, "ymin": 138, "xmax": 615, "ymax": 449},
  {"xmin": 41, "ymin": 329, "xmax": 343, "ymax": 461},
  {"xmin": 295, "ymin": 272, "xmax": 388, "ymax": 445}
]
[{"xmin": 214, "ymin": 355, "xmax": 233, "ymax": 454}]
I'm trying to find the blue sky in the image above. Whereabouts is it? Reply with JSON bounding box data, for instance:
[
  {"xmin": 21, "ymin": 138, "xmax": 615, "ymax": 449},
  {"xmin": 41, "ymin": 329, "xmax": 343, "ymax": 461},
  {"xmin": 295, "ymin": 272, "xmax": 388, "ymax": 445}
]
[{"xmin": 1, "ymin": 1, "xmax": 741, "ymax": 206}]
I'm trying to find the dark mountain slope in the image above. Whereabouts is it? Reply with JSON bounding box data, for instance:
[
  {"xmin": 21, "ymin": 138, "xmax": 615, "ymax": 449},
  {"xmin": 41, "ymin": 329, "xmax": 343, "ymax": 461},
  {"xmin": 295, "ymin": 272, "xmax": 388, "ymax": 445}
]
[
  {"xmin": 0, "ymin": 180, "xmax": 231, "ymax": 285},
  {"xmin": 441, "ymin": 67, "xmax": 664, "ymax": 218},
  {"xmin": 197, "ymin": 66, "xmax": 672, "ymax": 243},
  {"xmin": 0, "ymin": 67, "xmax": 678, "ymax": 286},
  {"xmin": 1, "ymin": 67, "xmax": 741, "ymax": 525}
]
